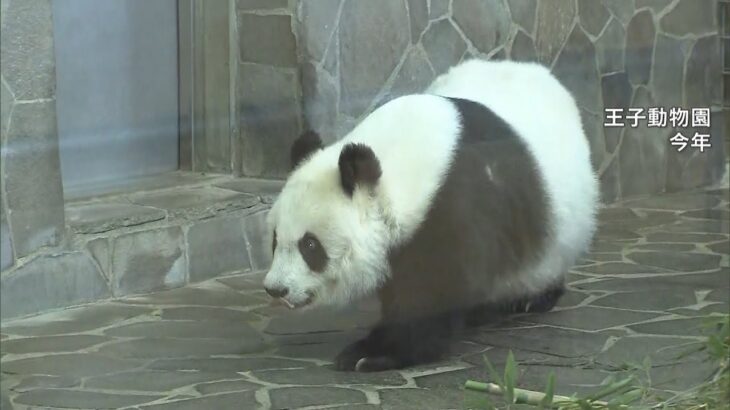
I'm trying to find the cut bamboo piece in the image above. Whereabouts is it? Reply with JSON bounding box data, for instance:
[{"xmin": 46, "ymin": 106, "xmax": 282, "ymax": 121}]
[{"xmin": 463, "ymin": 380, "xmax": 620, "ymax": 408}]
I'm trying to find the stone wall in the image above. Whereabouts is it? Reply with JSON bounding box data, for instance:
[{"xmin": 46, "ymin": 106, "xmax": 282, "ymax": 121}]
[
  {"xmin": 722, "ymin": 0, "xmax": 730, "ymax": 158},
  {"xmin": 1, "ymin": 0, "xmax": 66, "ymax": 270},
  {"xmin": 296, "ymin": 0, "xmax": 727, "ymax": 202},
  {"xmin": 235, "ymin": 0, "xmax": 303, "ymax": 178},
  {"xmin": 0, "ymin": 176, "xmax": 280, "ymax": 320},
  {"xmin": 0, "ymin": 0, "xmax": 726, "ymax": 320},
  {"xmin": 0, "ymin": 0, "xmax": 289, "ymax": 320}
]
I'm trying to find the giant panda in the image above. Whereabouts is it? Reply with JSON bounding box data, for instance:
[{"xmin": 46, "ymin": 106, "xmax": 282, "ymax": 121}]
[{"xmin": 262, "ymin": 59, "xmax": 599, "ymax": 372}]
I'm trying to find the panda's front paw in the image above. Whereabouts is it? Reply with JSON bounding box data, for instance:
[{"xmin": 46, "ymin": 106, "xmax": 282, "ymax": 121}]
[{"xmin": 334, "ymin": 342, "xmax": 368, "ymax": 371}]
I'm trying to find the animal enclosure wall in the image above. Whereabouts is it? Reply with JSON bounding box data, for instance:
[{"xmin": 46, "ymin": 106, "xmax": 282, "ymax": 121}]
[
  {"xmin": 0, "ymin": 0, "xmax": 727, "ymax": 320},
  {"xmin": 295, "ymin": 0, "xmax": 727, "ymax": 203}
]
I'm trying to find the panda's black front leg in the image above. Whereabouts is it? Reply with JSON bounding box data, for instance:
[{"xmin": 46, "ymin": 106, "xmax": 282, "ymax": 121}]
[
  {"xmin": 334, "ymin": 312, "xmax": 463, "ymax": 372},
  {"xmin": 333, "ymin": 328, "xmax": 384, "ymax": 371}
]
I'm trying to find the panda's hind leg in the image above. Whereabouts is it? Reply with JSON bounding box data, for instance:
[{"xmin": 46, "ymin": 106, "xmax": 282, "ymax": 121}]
[
  {"xmin": 501, "ymin": 282, "xmax": 565, "ymax": 314},
  {"xmin": 466, "ymin": 282, "xmax": 565, "ymax": 327},
  {"xmin": 519, "ymin": 283, "xmax": 565, "ymax": 313}
]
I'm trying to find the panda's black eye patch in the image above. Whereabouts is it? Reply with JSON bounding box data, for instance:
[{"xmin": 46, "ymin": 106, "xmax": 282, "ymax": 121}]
[
  {"xmin": 298, "ymin": 232, "xmax": 328, "ymax": 273},
  {"xmin": 272, "ymin": 230, "xmax": 277, "ymax": 255}
]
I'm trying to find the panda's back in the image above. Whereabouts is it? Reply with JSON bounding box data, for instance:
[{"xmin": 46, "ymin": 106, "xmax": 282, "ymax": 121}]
[
  {"xmin": 375, "ymin": 60, "xmax": 598, "ymax": 316},
  {"xmin": 428, "ymin": 60, "xmax": 599, "ymax": 268}
]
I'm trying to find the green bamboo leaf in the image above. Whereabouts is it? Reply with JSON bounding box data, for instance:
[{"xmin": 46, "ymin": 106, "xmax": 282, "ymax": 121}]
[
  {"xmin": 586, "ymin": 376, "xmax": 634, "ymax": 401},
  {"xmin": 504, "ymin": 351, "xmax": 517, "ymax": 404},
  {"xmin": 540, "ymin": 371, "xmax": 556, "ymax": 409},
  {"xmin": 465, "ymin": 390, "xmax": 495, "ymax": 410},
  {"xmin": 700, "ymin": 314, "xmax": 726, "ymax": 330},
  {"xmin": 641, "ymin": 357, "xmax": 651, "ymax": 371},
  {"xmin": 707, "ymin": 335, "xmax": 724, "ymax": 358},
  {"xmin": 607, "ymin": 387, "xmax": 643, "ymax": 406},
  {"xmin": 599, "ymin": 375, "xmax": 616, "ymax": 386},
  {"xmin": 483, "ymin": 356, "xmax": 505, "ymax": 392}
]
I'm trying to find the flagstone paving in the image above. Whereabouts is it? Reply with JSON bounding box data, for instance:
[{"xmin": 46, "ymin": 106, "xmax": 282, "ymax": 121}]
[{"xmin": 1, "ymin": 188, "xmax": 728, "ymax": 409}]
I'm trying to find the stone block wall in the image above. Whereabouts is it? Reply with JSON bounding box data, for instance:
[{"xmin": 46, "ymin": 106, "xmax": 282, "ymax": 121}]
[
  {"xmin": 0, "ymin": 0, "xmax": 727, "ymax": 320},
  {"xmin": 296, "ymin": 0, "xmax": 727, "ymax": 203},
  {"xmin": 0, "ymin": 0, "xmax": 288, "ymax": 321},
  {"xmin": 1, "ymin": 0, "xmax": 66, "ymax": 271},
  {"xmin": 235, "ymin": 0, "xmax": 304, "ymax": 178},
  {"xmin": 1, "ymin": 178, "xmax": 279, "ymax": 319}
]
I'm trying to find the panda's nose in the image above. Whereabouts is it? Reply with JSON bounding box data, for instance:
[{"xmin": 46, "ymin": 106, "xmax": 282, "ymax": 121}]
[{"xmin": 265, "ymin": 286, "xmax": 289, "ymax": 298}]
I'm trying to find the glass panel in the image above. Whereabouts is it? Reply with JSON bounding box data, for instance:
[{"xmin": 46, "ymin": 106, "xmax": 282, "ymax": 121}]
[{"xmin": 53, "ymin": 0, "xmax": 179, "ymax": 197}]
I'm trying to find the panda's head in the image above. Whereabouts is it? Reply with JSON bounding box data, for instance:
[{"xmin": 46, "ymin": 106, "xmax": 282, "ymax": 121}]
[{"xmin": 263, "ymin": 131, "xmax": 390, "ymax": 309}]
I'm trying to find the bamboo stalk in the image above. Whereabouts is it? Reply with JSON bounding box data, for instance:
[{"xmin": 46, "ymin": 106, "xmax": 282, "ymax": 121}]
[{"xmin": 464, "ymin": 380, "xmax": 618, "ymax": 408}]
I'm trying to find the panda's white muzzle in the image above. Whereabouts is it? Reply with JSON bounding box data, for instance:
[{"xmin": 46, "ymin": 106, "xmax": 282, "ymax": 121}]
[
  {"xmin": 264, "ymin": 248, "xmax": 320, "ymax": 309},
  {"xmin": 269, "ymin": 291, "xmax": 315, "ymax": 310}
]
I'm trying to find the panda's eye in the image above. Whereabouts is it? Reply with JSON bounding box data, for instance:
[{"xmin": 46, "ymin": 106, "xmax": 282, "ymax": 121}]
[
  {"xmin": 304, "ymin": 238, "xmax": 316, "ymax": 250},
  {"xmin": 298, "ymin": 232, "xmax": 328, "ymax": 272}
]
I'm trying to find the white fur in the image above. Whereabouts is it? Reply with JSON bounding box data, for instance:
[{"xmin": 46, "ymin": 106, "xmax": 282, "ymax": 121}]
[
  {"xmin": 265, "ymin": 95, "xmax": 462, "ymax": 307},
  {"xmin": 427, "ymin": 60, "xmax": 599, "ymax": 298},
  {"xmin": 265, "ymin": 59, "xmax": 599, "ymax": 308}
]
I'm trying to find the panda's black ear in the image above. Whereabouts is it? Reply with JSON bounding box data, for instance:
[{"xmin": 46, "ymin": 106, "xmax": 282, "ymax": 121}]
[
  {"xmin": 290, "ymin": 130, "xmax": 323, "ymax": 171},
  {"xmin": 338, "ymin": 143, "xmax": 382, "ymax": 197}
]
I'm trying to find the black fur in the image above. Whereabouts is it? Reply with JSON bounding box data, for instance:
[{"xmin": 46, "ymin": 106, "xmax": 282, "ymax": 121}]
[
  {"xmin": 335, "ymin": 97, "xmax": 555, "ymax": 372},
  {"xmin": 335, "ymin": 284, "xmax": 565, "ymax": 371},
  {"xmin": 335, "ymin": 311, "xmax": 464, "ymax": 371},
  {"xmin": 496, "ymin": 283, "xmax": 565, "ymax": 314},
  {"xmin": 465, "ymin": 284, "xmax": 565, "ymax": 327},
  {"xmin": 272, "ymin": 230, "xmax": 277, "ymax": 254},
  {"xmin": 338, "ymin": 143, "xmax": 382, "ymax": 197},
  {"xmin": 290, "ymin": 130, "xmax": 323, "ymax": 171},
  {"xmin": 298, "ymin": 232, "xmax": 328, "ymax": 272}
]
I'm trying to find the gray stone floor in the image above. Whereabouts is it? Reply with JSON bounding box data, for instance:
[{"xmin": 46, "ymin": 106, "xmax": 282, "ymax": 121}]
[{"xmin": 1, "ymin": 188, "xmax": 728, "ymax": 409}]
